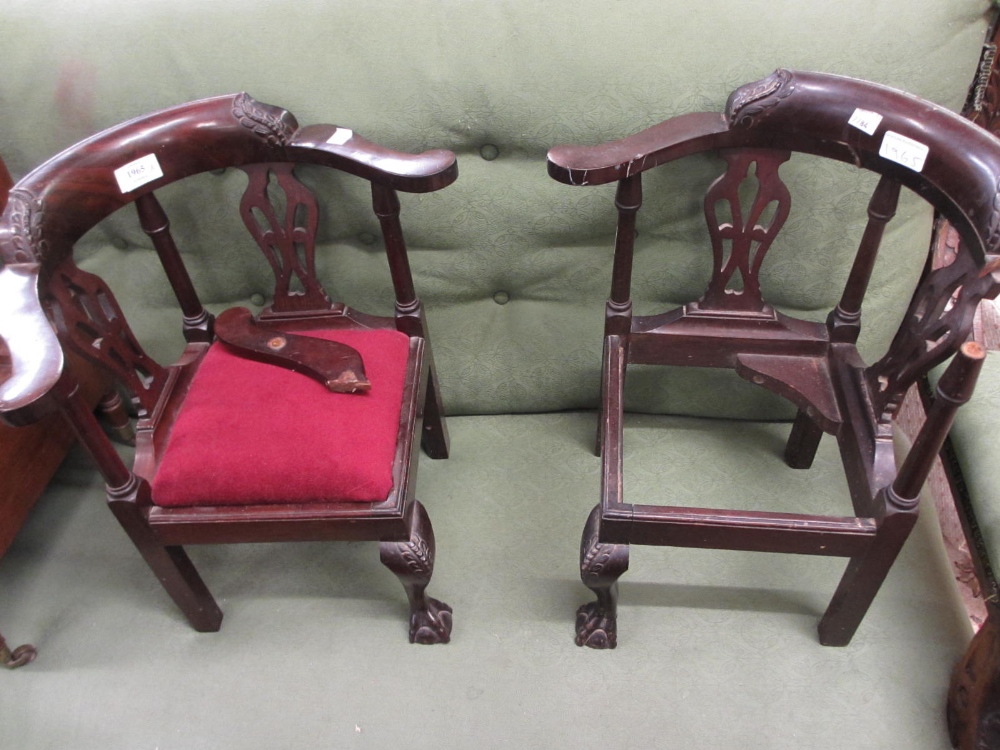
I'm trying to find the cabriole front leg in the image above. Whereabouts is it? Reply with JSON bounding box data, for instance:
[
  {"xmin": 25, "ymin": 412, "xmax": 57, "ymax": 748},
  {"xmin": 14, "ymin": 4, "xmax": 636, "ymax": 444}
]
[
  {"xmin": 379, "ymin": 500, "xmax": 452, "ymax": 644},
  {"xmin": 576, "ymin": 505, "xmax": 630, "ymax": 649}
]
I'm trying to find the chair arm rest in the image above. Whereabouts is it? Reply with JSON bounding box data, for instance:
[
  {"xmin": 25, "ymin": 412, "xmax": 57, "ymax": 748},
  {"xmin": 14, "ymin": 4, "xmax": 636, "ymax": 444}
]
[
  {"xmin": 291, "ymin": 125, "xmax": 458, "ymax": 193},
  {"xmin": 0, "ymin": 264, "xmax": 65, "ymax": 425},
  {"xmin": 547, "ymin": 111, "xmax": 727, "ymax": 186}
]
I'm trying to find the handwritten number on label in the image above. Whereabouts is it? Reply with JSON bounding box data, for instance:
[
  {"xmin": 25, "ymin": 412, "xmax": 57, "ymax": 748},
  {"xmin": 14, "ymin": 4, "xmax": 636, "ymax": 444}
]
[
  {"xmin": 114, "ymin": 154, "xmax": 164, "ymax": 193},
  {"xmin": 878, "ymin": 131, "xmax": 929, "ymax": 173},
  {"xmin": 848, "ymin": 108, "xmax": 883, "ymax": 136}
]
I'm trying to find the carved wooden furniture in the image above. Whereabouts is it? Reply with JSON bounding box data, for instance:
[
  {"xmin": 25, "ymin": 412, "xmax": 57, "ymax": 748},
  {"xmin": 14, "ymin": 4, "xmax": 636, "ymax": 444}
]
[
  {"xmin": 927, "ymin": 15, "xmax": 1000, "ymax": 748},
  {"xmin": 0, "ymin": 94, "xmax": 457, "ymax": 643},
  {"xmin": 914, "ymin": 221, "xmax": 1000, "ymax": 750},
  {"xmin": 0, "ymin": 154, "xmax": 38, "ymax": 668},
  {"xmin": 548, "ymin": 69, "xmax": 1000, "ymax": 649},
  {"xmin": 949, "ymin": 560, "xmax": 1000, "ymax": 748},
  {"xmin": 0, "ymin": 154, "xmax": 134, "ymax": 668}
]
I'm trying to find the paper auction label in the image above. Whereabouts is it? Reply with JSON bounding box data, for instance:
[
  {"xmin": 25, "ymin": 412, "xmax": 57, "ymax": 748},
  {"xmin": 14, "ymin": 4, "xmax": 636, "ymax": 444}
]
[
  {"xmin": 848, "ymin": 108, "xmax": 883, "ymax": 135},
  {"xmin": 114, "ymin": 154, "xmax": 164, "ymax": 193},
  {"xmin": 327, "ymin": 128, "xmax": 353, "ymax": 146},
  {"xmin": 879, "ymin": 131, "xmax": 929, "ymax": 173}
]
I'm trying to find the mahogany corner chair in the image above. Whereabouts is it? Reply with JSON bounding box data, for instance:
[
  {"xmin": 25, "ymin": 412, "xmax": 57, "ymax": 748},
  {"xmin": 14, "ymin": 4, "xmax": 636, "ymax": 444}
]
[
  {"xmin": 0, "ymin": 94, "xmax": 457, "ymax": 644},
  {"xmin": 548, "ymin": 69, "xmax": 1000, "ymax": 649}
]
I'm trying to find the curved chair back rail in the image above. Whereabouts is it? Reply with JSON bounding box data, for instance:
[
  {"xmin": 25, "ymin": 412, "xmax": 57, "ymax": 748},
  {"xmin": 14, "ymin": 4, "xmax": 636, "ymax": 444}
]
[
  {"xmin": 0, "ymin": 92, "xmax": 458, "ymax": 423},
  {"xmin": 550, "ymin": 70, "xmax": 1000, "ymax": 650},
  {"xmin": 548, "ymin": 69, "xmax": 1000, "ymax": 264},
  {"xmin": 0, "ymin": 93, "xmax": 457, "ymax": 268}
]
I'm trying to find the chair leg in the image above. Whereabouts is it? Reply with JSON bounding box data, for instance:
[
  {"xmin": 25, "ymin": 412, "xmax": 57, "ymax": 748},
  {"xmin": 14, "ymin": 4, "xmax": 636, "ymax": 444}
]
[
  {"xmin": 379, "ymin": 500, "xmax": 453, "ymax": 644},
  {"xmin": 576, "ymin": 504, "xmax": 630, "ymax": 649},
  {"xmin": 785, "ymin": 409, "xmax": 823, "ymax": 469},
  {"xmin": 138, "ymin": 544, "xmax": 224, "ymax": 632},
  {"xmin": 107, "ymin": 490, "xmax": 222, "ymax": 632},
  {"xmin": 0, "ymin": 630, "xmax": 36, "ymax": 669},
  {"xmin": 97, "ymin": 389, "xmax": 135, "ymax": 445},
  {"xmin": 420, "ymin": 368, "xmax": 450, "ymax": 460},
  {"xmin": 948, "ymin": 613, "xmax": 1000, "ymax": 750},
  {"xmin": 817, "ymin": 503, "xmax": 917, "ymax": 646}
]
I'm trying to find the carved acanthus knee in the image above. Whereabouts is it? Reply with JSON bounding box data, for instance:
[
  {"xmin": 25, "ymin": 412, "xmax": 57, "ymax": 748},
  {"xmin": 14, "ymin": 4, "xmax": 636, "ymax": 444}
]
[{"xmin": 379, "ymin": 501, "xmax": 452, "ymax": 645}]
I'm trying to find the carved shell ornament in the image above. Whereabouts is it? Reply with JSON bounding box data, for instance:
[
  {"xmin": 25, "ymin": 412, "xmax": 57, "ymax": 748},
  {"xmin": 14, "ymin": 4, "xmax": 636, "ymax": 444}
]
[
  {"xmin": 5, "ymin": 188, "xmax": 47, "ymax": 263},
  {"xmin": 232, "ymin": 92, "xmax": 295, "ymax": 147},
  {"xmin": 726, "ymin": 69, "xmax": 795, "ymax": 128}
]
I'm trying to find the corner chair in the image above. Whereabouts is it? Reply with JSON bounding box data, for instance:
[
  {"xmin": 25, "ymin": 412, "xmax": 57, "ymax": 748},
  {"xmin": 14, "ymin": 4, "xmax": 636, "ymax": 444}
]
[{"xmin": 0, "ymin": 94, "xmax": 457, "ymax": 644}]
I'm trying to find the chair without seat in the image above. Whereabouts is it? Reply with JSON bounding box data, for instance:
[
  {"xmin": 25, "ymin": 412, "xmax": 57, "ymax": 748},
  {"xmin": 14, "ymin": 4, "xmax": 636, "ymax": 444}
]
[
  {"xmin": 0, "ymin": 93, "xmax": 456, "ymax": 643},
  {"xmin": 547, "ymin": 69, "xmax": 1000, "ymax": 648}
]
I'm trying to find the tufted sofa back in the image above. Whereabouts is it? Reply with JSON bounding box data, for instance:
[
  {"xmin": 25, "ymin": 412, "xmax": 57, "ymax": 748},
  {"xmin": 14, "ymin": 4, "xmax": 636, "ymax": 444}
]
[{"xmin": 0, "ymin": 0, "xmax": 990, "ymax": 417}]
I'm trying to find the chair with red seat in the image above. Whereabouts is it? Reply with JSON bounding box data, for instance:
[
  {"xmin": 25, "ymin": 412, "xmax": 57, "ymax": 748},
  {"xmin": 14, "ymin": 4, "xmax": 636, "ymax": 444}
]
[{"xmin": 0, "ymin": 93, "xmax": 456, "ymax": 643}]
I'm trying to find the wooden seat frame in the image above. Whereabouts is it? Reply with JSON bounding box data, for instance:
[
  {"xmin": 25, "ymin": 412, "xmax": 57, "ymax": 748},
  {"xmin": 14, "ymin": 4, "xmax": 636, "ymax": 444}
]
[
  {"xmin": 548, "ymin": 70, "xmax": 1000, "ymax": 648},
  {"xmin": 0, "ymin": 94, "xmax": 457, "ymax": 644}
]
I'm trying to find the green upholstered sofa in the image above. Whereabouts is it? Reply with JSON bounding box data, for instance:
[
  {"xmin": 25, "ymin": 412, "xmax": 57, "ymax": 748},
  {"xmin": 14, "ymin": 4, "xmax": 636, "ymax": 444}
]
[
  {"xmin": 0, "ymin": 1, "xmax": 989, "ymax": 420},
  {"xmin": 1, "ymin": 1, "xmax": 998, "ymax": 748}
]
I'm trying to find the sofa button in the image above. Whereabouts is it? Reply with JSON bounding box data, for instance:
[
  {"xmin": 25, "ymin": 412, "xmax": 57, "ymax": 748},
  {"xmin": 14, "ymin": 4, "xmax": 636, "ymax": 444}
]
[
  {"xmin": 358, "ymin": 232, "xmax": 377, "ymax": 245},
  {"xmin": 479, "ymin": 144, "xmax": 500, "ymax": 161},
  {"xmin": 493, "ymin": 291, "xmax": 510, "ymax": 305},
  {"xmin": 250, "ymin": 293, "xmax": 266, "ymax": 307},
  {"xmin": 112, "ymin": 237, "xmax": 129, "ymax": 250}
]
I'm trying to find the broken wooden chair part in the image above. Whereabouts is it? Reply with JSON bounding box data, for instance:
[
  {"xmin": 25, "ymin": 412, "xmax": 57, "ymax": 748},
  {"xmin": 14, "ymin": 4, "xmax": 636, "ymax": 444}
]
[{"xmin": 214, "ymin": 307, "xmax": 370, "ymax": 393}]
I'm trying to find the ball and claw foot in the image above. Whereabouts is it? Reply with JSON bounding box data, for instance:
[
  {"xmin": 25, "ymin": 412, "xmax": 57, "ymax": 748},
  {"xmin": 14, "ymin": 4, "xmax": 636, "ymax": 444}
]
[
  {"xmin": 575, "ymin": 602, "xmax": 617, "ymax": 649},
  {"xmin": 409, "ymin": 597, "xmax": 453, "ymax": 645},
  {"xmin": 0, "ymin": 634, "xmax": 37, "ymax": 669}
]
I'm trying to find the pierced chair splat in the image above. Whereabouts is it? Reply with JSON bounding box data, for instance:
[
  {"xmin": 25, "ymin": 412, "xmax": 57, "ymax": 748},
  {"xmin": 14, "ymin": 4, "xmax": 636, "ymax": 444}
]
[
  {"xmin": 548, "ymin": 69, "xmax": 1000, "ymax": 649},
  {"xmin": 0, "ymin": 94, "xmax": 458, "ymax": 644}
]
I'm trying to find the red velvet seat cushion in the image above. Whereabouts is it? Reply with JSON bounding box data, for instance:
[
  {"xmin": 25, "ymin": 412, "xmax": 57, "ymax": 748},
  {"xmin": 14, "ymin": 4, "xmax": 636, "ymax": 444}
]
[{"xmin": 151, "ymin": 327, "xmax": 411, "ymax": 507}]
